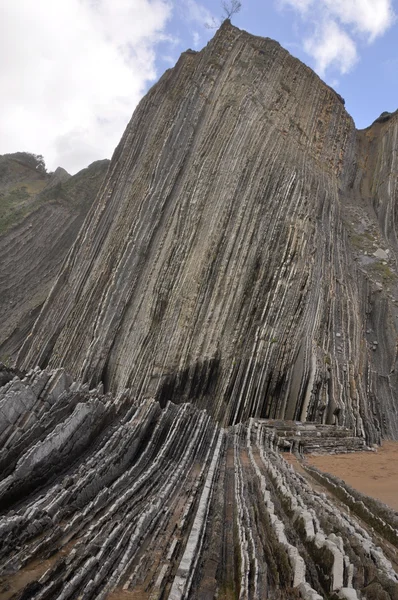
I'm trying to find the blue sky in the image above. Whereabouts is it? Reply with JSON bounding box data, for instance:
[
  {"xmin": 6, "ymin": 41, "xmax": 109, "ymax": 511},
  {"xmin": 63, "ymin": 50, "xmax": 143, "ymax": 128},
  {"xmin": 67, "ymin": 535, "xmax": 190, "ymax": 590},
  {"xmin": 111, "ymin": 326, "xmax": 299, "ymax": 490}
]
[
  {"xmin": 1, "ymin": 0, "xmax": 397, "ymax": 173},
  {"xmin": 158, "ymin": 0, "xmax": 398, "ymax": 130}
]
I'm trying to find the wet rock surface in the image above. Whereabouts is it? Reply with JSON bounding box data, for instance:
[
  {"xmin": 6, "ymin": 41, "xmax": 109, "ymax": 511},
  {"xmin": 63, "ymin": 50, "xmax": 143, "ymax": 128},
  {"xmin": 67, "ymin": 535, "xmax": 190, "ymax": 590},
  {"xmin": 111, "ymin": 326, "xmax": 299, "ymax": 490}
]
[{"xmin": 0, "ymin": 369, "xmax": 397, "ymax": 599}]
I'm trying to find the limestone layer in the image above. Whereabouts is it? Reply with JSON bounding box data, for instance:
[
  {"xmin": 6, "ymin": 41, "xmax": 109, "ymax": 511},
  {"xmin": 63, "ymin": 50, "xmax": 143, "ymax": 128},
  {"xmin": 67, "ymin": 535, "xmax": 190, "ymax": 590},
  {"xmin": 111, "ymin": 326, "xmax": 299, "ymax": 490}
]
[
  {"xmin": 18, "ymin": 22, "xmax": 398, "ymax": 442},
  {"xmin": 0, "ymin": 366, "xmax": 397, "ymax": 599}
]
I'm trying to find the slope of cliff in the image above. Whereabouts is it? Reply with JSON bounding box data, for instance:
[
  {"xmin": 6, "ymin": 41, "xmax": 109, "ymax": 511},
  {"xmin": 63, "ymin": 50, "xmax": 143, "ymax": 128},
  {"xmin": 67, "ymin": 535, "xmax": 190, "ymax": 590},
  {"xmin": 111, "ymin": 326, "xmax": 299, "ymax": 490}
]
[
  {"xmin": 0, "ymin": 153, "xmax": 57, "ymax": 235},
  {"xmin": 17, "ymin": 22, "xmax": 398, "ymax": 443},
  {"xmin": 0, "ymin": 157, "xmax": 109, "ymax": 360}
]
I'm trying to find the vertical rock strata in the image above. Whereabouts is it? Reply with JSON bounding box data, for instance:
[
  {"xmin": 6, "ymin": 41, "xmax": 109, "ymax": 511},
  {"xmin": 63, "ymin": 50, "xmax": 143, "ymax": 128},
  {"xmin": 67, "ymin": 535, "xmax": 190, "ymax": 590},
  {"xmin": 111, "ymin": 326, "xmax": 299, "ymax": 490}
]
[{"xmin": 18, "ymin": 22, "xmax": 398, "ymax": 442}]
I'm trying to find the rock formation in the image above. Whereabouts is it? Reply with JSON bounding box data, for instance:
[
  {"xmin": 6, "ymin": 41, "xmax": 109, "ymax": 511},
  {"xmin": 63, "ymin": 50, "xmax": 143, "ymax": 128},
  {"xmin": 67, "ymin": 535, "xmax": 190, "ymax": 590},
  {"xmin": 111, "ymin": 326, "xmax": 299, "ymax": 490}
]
[
  {"xmin": 2, "ymin": 20, "xmax": 398, "ymax": 599},
  {"xmin": 16, "ymin": 22, "xmax": 398, "ymax": 444},
  {"xmin": 0, "ymin": 155, "xmax": 109, "ymax": 360},
  {"xmin": 0, "ymin": 365, "xmax": 397, "ymax": 599}
]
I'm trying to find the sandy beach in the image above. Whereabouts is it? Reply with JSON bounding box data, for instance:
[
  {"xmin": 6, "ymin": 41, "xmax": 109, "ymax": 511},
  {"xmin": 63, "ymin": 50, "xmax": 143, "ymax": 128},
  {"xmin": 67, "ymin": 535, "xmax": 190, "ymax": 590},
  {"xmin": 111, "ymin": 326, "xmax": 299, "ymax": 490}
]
[{"xmin": 307, "ymin": 441, "xmax": 398, "ymax": 511}]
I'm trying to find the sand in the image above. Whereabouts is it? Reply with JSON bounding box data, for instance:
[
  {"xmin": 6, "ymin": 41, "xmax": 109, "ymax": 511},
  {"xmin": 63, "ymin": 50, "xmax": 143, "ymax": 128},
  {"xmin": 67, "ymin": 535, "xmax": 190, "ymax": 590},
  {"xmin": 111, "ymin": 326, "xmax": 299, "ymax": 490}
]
[{"xmin": 307, "ymin": 441, "xmax": 398, "ymax": 511}]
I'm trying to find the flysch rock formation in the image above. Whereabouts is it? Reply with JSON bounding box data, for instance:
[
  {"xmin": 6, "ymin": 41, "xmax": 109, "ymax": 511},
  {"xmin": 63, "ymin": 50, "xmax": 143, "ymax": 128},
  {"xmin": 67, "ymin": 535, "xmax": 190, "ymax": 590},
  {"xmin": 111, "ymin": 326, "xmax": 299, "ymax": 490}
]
[
  {"xmin": 16, "ymin": 22, "xmax": 398, "ymax": 444},
  {"xmin": 0, "ymin": 365, "xmax": 398, "ymax": 599},
  {"xmin": 0, "ymin": 155, "xmax": 109, "ymax": 361}
]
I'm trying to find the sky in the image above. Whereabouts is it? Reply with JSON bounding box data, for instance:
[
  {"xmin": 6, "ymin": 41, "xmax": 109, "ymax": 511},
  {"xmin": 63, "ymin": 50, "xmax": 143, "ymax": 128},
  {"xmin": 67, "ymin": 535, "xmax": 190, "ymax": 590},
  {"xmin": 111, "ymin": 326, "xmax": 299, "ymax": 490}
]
[{"xmin": 0, "ymin": 0, "xmax": 397, "ymax": 174}]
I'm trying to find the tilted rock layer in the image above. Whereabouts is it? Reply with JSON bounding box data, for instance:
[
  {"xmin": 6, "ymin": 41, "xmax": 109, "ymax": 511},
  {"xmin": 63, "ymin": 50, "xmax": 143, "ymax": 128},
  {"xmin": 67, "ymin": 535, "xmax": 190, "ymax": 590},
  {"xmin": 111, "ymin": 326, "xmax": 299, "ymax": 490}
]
[
  {"xmin": 18, "ymin": 22, "xmax": 398, "ymax": 443},
  {"xmin": 0, "ymin": 156, "xmax": 109, "ymax": 360},
  {"xmin": 0, "ymin": 366, "xmax": 398, "ymax": 599}
]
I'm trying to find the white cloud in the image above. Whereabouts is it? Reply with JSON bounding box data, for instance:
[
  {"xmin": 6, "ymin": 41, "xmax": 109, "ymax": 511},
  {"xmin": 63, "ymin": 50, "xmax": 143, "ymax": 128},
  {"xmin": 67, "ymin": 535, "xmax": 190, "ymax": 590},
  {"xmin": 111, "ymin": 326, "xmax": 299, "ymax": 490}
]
[
  {"xmin": 181, "ymin": 0, "xmax": 214, "ymax": 25},
  {"xmin": 162, "ymin": 54, "xmax": 178, "ymax": 65},
  {"xmin": 323, "ymin": 0, "xmax": 396, "ymax": 41},
  {"xmin": 192, "ymin": 31, "xmax": 201, "ymax": 48},
  {"xmin": 280, "ymin": 0, "xmax": 395, "ymax": 76},
  {"xmin": 178, "ymin": 1, "xmax": 217, "ymax": 46},
  {"xmin": 304, "ymin": 20, "xmax": 358, "ymax": 76},
  {"xmin": 0, "ymin": 0, "xmax": 172, "ymax": 174},
  {"xmin": 279, "ymin": 0, "xmax": 314, "ymax": 13}
]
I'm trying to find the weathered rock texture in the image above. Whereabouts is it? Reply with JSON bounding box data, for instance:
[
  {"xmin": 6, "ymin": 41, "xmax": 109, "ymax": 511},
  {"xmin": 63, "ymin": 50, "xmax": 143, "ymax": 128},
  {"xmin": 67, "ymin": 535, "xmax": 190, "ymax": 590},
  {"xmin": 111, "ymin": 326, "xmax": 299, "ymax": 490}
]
[
  {"xmin": 1, "ymin": 366, "xmax": 398, "ymax": 600},
  {"xmin": 0, "ymin": 156, "xmax": 109, "ymax": 360},
  {"xmin": 17, "ymin": 22, "xmax": 398, "ymax": 444}
]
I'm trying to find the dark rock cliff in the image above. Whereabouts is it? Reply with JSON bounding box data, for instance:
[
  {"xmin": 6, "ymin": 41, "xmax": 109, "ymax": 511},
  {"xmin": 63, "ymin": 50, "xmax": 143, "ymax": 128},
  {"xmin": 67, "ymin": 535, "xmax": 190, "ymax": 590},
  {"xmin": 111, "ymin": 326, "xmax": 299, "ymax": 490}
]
[
  {"xmin": 17, "ymin": 22, "xmax": 398, "ymax": 443},
  {"xmin": 0, "ymin": 157, "xmax": 109, "ymax": 360}
]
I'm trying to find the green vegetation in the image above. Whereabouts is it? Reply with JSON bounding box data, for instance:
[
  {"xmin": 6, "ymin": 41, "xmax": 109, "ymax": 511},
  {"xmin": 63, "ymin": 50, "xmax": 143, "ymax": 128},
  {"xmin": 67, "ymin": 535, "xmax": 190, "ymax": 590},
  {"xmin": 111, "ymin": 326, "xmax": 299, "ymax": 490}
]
[
  {"xmin": 0, "ymin": 186, "xmax": 30, "ymax": 234},
  {"xmin": 5, "ymin": 152, "xmax": 47, "ymax": 174},
  {"xmin": 0, "ymin": 158, "xmax": 107, "ymax": 236},
  {"xmin": 0, "ymin": 354, "xmax": 11, "ymax": 367},
  {"xmin": 0, "ymin": 153, "xmax": 52, "ymax": 234},
  {"xmin": 350, "ymin": 231, "xmax": 375, "ymax": 251},
  {"xmin": 0, "ymin": 185, "xmax": 49, "ymax": 235},
  {"xmin": 368, "ymin": 261, "xmax": 395, "ymax": 284}
]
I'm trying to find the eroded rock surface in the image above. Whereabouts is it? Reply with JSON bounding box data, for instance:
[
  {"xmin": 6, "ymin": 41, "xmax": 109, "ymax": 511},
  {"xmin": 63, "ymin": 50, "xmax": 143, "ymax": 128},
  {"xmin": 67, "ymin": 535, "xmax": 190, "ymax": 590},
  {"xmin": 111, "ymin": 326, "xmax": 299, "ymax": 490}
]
[
  {"xmin": 0, "ymin": 156, "xmax": 109, "ymax": 360},
  {"xmin": 16, "ymin": 23, "xmax": 398, "ymax": 443},
  {"xmin": 0, "ymin": 369, "xmax": 397, "ymax": 599}
]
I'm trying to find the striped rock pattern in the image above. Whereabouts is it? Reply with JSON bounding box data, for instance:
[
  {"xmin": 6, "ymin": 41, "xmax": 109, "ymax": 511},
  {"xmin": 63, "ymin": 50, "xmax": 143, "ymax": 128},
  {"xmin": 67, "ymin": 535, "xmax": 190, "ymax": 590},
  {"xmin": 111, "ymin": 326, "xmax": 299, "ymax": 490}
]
[
  {"xmin": 0, "ymin": 367, "xmax": 397, "ymax": 599},
  {"xmin": 17, "ymin": 22, "xmax": 398, "ymax": 443},
  {"xmin": 0, "ymin": 160, "xmax": 109, "ymax": 360}
]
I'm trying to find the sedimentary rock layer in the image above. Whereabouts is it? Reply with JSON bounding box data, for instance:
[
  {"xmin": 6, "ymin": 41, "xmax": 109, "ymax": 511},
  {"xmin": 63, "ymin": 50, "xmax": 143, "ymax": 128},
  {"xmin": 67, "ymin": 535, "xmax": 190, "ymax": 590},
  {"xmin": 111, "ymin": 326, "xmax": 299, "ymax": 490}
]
[
  {"xmin": 17, "ymin": 23, "xmax": 398, "ymax": 442},
  {"xmin": 0, "ymin": 367, "xmax": 397, "ymax": 599},
  {"xmin": 0, "ymin": 158, "xmax": 109, "ymax": 359}
]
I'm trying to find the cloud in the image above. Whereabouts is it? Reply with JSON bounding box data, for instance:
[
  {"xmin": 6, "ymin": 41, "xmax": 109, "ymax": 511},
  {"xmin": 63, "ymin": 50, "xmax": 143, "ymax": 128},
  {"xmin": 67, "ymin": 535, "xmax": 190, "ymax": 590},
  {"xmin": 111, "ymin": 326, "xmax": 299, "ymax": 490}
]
[
  {"xmin": 323, "ymin": 0, "xmax": 396, "ymax": 41},
  {"xmin": 0, "ymin": 0, "xmax": 172, "ymax": 174},
  {"xmin": 162, "ymin": 54, "xmax": 178, "ymax": 66},
  {"xmin": 280, "ymin": 0, "xmax": 314, "ymax": 13},
  {"xmin": 192, "ymin": 31, "xmax": 201, "ymax": 48},
  {"xmin": 176, "ymin": 1, "xmax": 215, "ymax": 47},
  {"xmin": 304, "ymin": 20, "xmax": 358, "ymax": 76},
  {"xmin": 181, "ymin": 0, "xmax": 214, "ymax": 25},
  {"xmin": 280, "ymin": 0, "xmax": 396, "ymax": 76}
]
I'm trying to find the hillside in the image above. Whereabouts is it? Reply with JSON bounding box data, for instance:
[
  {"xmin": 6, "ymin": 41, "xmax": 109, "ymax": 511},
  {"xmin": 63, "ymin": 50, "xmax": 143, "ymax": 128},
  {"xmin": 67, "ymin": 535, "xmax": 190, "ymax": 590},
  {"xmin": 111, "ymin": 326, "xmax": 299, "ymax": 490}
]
[{"xmin": 0, "ymin": 154, "xmax": 109, "ymax": 360}]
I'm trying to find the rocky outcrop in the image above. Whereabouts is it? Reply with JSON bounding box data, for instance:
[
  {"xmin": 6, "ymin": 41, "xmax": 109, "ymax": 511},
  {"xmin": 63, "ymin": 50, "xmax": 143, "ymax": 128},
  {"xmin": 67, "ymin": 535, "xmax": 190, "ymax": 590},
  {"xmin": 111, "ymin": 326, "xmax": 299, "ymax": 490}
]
[
  {"xmin": 0, "ymin": 153, "xmax": 49, "ymax": 199},
  {"xmin": 16, "ymin": 22, "xmax": 398, "ymax": 443},
  {"xmin": 257, "ymin": 420, "xmax": 368, "ymax": 454},
  {"xmin": 0, "ymin": 368, "xmax": 397, "ymax": 599},
  {"xmin": 0, "ymin": 158, "xmax": 109, "ymax": 360}
]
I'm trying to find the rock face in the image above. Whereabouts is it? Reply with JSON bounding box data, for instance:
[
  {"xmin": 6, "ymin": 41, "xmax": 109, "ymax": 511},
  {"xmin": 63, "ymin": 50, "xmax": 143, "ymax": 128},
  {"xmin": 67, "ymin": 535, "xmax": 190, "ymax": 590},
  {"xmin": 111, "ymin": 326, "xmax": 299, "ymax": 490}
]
[
  {"xmin": 1, "ymin": 366, "xmax": 398, "ymax": 600},
  {"xmin": 0, "ymin": 156, "xmax": 109, "ymax": 360},
  {"xmin": 17, "ymin": 22, "xmax": 398, "ymax": 444}
]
